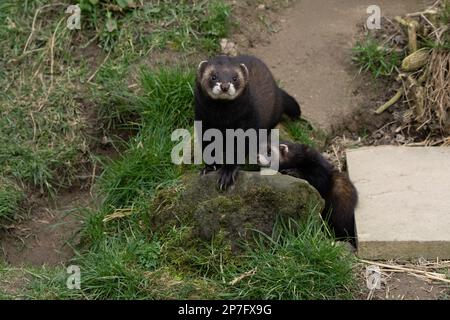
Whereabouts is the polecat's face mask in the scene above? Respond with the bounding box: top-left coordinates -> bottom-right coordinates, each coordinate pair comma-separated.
198,61 -> 248,100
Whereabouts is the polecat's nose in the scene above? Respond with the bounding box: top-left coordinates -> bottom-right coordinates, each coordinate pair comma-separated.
221,83 -> 230,92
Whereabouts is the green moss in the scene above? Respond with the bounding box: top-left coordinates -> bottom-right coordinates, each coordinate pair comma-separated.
151,172 -> 324,256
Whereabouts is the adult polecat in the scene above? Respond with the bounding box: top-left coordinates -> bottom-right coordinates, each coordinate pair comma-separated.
195,55 -> 301,190
258,141 -> 358,241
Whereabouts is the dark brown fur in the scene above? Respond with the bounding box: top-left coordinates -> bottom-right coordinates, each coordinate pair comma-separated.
328,172 -> 358,240
195,55 -> 301,189
272,142 -> 358,241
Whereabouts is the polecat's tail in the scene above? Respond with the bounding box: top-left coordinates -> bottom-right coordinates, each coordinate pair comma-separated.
329,172 -> 358,241
280,89 -> 301,119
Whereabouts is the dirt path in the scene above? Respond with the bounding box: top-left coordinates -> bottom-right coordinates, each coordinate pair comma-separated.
248,0 -> 427,132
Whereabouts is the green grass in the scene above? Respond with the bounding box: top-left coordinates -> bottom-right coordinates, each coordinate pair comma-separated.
1,66 -> 354,300
0,0 -> 230,198
440,0 -> 450,25
76,66 -> 196,254
78,0 -> 231,52
421,0 -> 450,49
1,68 -> 353,300
1,214 -> 354,299
0,178 -> 25,224
285,119 -> 327,149
97,67 -> 195,208
0,66 -> 355,300
0,81 -> 89,195
436,0 -> 450,48
0,0 -> 90,195
352,38 -> 402,78
353,2 -> 450,75
0,0 -> 356,300
219,217 -> 355,299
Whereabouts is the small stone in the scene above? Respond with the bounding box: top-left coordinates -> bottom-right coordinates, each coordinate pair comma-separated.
220,38 -> 238,56
101,136 -> 110,145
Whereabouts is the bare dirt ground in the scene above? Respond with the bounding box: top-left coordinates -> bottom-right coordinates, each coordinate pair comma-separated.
0,190 -> 93,266
247,0 -> 429,132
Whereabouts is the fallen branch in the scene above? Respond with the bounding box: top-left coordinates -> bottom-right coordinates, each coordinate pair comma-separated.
405,0 -> 441,17
408,20 -> 419,53
394,16 -> 410,27
393,16 -> 420,53
375,88 -> 404,114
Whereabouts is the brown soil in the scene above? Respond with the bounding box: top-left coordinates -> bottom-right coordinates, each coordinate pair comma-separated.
356,264 -> 450,300
228,0 -> 293,48
0,189 -> 94,266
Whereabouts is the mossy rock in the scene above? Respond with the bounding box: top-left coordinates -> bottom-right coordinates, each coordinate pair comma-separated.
152,171 -> 324,250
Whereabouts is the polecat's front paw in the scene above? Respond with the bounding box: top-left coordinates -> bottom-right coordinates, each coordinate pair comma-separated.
217,166 -> 239,191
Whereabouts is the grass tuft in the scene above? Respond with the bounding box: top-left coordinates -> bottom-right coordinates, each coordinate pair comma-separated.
219,216 -> 356,300
284,120 -> 327,149
352,38 -> 402,77
98,67 -> 195,208
0,178 -> 25,223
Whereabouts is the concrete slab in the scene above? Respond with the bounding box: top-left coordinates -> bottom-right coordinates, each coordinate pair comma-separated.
346,146 -> 450,260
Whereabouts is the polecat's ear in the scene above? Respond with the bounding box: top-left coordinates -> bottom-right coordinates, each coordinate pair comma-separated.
197,60 -> 208,78
279,144 -> 289,157
240,63 -> 249,83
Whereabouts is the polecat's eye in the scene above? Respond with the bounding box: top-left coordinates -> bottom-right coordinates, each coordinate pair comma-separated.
232,76 -> 238,82
211,75 -> 217,81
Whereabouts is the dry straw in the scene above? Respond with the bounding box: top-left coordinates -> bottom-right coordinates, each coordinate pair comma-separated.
376,0 -> 450,146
